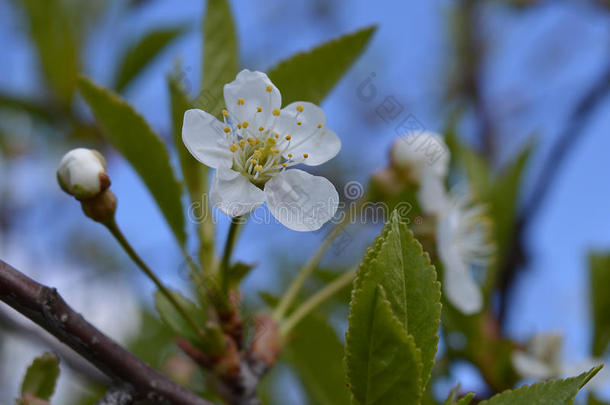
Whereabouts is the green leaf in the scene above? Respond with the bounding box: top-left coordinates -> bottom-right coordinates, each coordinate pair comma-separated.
590,253 -> 610,356
78,77 -> 186,247
168,72 -> 216,272
396,212 -> 442,389
20,353 -> 60,400
154,289 -> 205,343
16,0 -> 80,105
455,395 -> 476,405
588,393 -> 610,405
226,261 -> 255,288
201,0 -> 238,117
168,73 -> 207,203
114,26 -> 188,93
487,142 -> 533,261
283,313 -> 350,405
445,130 -> 490,196
444,386 -> 475,405
347,285 -> 422,405
480,366 -> 602,405
268,26 -> 376,106
348,211 -> 441,392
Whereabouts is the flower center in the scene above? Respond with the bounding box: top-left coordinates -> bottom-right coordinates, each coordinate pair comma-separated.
220,98 -> 320,187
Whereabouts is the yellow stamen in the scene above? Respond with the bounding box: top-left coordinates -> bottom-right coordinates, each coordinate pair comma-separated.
237,98 -> 245,105
275,133 -> 280,139
282,163 -> 287,167
317,124 -> 322,129
285,135 -> 291,140
242,121 -> 249,128
265,85 -> 273,92
296,104 -> 304,112
238,140 -> 246,148
272,108 -> 280,116
224,127 -> 231,133
288,154 -> 293,158
257,107 -> 262,113
229,144 -> 238,152
255,164 -> 263,172
297,121 -> 302,126
222,109 -> 229,117
259,126 -> 265,132
303,153 -> 309,158
237,123 -> 242,129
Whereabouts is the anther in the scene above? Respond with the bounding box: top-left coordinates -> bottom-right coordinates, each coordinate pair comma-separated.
303,153 -> 309,158
266,85 -> 273,92
229,144 -> 238,152
296,104 -> 304,112
272,108 -> 280,116
285,135 -> 291,140
259,126 -> 265,132
222,109 -> 229,117
224,127 -> 231,133
242,121 -> 249,128
257,107 -> 262,113
317,124 -> 322,128
297,121 -> 302,126
237,98 -> 245,105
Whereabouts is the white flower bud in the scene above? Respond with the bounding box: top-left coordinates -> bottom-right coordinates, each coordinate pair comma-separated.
57,148 -> 110,200
390,131 -> 449,181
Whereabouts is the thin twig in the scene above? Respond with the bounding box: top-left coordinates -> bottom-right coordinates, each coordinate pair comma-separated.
280,269 -> 356,337
273,199 -> 364,321
104,219 -> 203,338
498,61 -> 610,323
0,259 -> 212,405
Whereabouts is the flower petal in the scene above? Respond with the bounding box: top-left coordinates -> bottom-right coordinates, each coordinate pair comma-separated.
182,109 -> 233,169
210,167 -> 265,217
223,69 -> 281,129
288,129 -> 341,166
264,169 -> 338,232
274,102 -> 340,165
512,352 -> 556,380
391,131 -> 449,179
443,253 -> 482,314
418,169 -> 448,216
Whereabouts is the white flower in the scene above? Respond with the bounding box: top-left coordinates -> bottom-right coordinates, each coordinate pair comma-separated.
182,69 -> 341,231
512,333 -> 564,379
57,148 -> 109,200
512,333 -> 610,391
436,185 -> 493,314
391,131 -> 449,215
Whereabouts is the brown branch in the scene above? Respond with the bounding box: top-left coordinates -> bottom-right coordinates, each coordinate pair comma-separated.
0,259 -> 212,405
498,60 -> 610,323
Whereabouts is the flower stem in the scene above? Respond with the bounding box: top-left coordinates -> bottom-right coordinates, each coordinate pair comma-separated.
272,198 -> 365,321
104,219 -> 202,337
220,217 -> 243,292
280,269 -> 356,337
